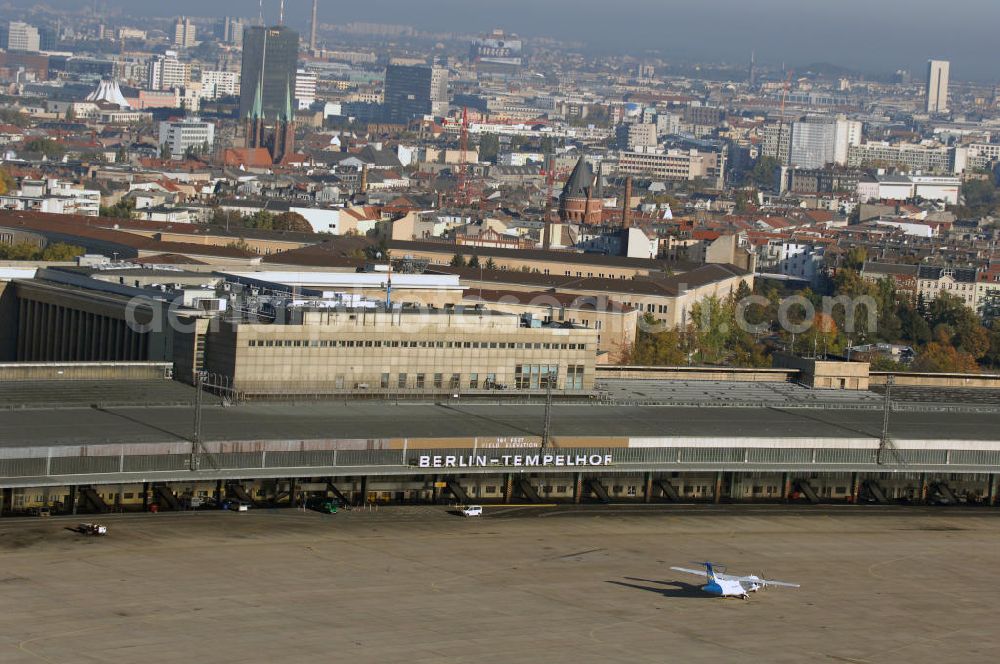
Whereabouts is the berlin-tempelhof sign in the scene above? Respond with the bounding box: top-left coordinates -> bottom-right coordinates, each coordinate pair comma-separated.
417,453 -> 614,469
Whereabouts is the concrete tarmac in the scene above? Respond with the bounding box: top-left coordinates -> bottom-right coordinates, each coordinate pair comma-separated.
0,505 -> 997,663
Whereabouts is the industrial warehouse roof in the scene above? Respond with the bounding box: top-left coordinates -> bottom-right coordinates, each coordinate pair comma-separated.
862,261 -> 919,276
434,263 -> 748,297
464,288 -> 636,312
384,239 -> 696,271
0,211 -> 259,260
221,270 -> 463,291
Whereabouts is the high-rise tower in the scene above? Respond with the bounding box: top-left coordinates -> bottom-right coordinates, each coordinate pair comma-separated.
240,25 -> 299,164
239,25 -> 298,121
925,60 -> 950,114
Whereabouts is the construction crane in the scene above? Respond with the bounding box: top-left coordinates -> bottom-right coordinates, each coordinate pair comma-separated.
543,150 -> 556,214
780,69 -> 794,122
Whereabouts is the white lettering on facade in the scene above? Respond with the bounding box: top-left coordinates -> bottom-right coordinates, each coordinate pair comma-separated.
416,453 -> 615,469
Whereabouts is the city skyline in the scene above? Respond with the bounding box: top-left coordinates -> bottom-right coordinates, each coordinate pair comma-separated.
19,0 -> 1000,80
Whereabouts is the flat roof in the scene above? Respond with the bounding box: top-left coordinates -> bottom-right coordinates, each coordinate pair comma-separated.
0,397 -> 998,449
222,270 -> 463,290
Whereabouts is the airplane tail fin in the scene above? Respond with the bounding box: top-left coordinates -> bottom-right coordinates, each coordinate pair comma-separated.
701,562 -> 717,583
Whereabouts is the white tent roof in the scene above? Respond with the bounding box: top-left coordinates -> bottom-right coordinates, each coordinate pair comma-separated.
85,79 -> 131,109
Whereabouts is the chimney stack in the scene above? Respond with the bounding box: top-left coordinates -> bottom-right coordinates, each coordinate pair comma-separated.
310,0 -> 319,51
622,176 -> 633,229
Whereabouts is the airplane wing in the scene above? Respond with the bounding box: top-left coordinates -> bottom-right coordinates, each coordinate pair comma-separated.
760,579 -> 800,588
669,566 -> 708,578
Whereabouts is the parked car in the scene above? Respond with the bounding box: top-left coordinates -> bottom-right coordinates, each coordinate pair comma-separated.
461,505 -> 483,517
76,523 -> 107,536
306,497 -> 339,514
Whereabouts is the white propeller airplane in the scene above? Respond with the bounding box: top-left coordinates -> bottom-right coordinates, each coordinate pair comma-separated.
670,562 -> 800,600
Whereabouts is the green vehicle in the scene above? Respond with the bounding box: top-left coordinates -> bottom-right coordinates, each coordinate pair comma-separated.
306,497 -> 339,514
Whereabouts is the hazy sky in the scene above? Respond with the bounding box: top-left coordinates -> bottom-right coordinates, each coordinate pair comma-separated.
32,0 -> 1000,80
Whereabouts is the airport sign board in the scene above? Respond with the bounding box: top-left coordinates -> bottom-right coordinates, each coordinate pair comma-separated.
417,453 -> 614,469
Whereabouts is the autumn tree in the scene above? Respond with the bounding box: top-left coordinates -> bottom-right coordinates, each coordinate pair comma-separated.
478,133 -> 500,164
0,167 -> 14,195
798,312 -> 840,358
23,139 -> 66,158
746,156 -> 781,190
689,295 -> 734,364
626,314 -> 687,366
912,342 -> 980,373
926,293 -> 989,360
0,241 -> 83,261
985,326 -> 1000,368
40,243 -> 85,261
843,246 -> 868,271
272,211 -> 313,233
0,241 -> 42,260
99,198 -> 136,219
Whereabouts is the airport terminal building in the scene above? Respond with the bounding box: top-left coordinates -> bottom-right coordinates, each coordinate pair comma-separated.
195,306 -> 596,395
0,363 -> 999,514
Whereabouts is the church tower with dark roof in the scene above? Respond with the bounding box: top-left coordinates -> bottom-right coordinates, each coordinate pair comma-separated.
557,156 -> 604,224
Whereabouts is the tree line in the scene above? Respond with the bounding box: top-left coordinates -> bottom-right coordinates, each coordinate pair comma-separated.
625,270 -> 1000,373
0,241 -> 85,261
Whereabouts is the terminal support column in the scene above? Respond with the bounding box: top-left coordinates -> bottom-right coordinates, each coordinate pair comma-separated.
67,486 -> 77,515
713,473 -> 723,505
503,473 -> 513,504
643,472 -> 653,504
573,473 -> 583,504
358,477 -> 368,505
850,473 -> 860,504
782,473 -> 792,502
988,475 -> 999,507
142,482 -> 149,511
920,474 -> 929,504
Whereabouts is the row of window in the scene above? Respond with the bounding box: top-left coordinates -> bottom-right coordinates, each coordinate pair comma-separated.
924,281 -> 974,292
477,485 -> 639,496
561,270 -> 631,279
513,364 -> 586,390
356,367 -> 588,391
246,339 -> 588,351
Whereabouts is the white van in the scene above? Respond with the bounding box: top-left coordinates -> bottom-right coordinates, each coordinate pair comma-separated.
461,505 -> 483,517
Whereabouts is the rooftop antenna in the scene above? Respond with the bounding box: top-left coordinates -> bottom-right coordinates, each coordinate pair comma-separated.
541,374 -> 553,448
190,371 -> 204,471
259,0 -> 264,25
877,374 -> 905,466
279,0 -> 285,25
